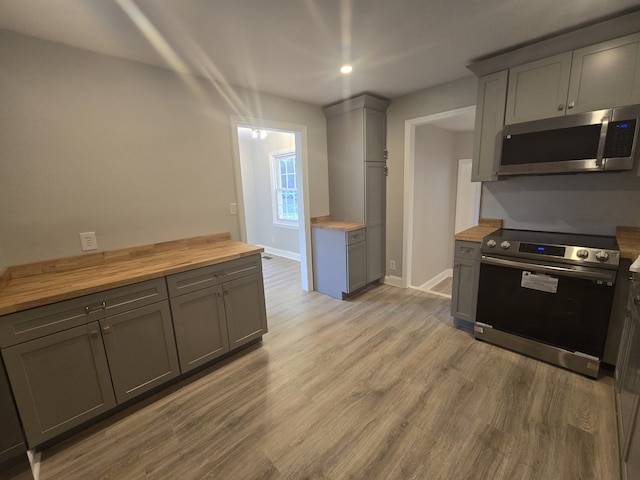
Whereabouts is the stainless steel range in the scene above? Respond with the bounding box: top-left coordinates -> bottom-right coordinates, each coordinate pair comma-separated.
474,229 -> 620,378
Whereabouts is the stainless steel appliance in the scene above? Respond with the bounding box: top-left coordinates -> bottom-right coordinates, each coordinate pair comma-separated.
498,104 -> 640,176
474,229 -> 620,378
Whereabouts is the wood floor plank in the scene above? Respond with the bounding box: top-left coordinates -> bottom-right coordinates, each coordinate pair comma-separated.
24,255 -> 620,480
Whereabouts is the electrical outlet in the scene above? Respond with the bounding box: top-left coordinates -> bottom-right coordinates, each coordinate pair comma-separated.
230,203 -> 237,215
79,232 -> 98,251
390,260 -> 396,270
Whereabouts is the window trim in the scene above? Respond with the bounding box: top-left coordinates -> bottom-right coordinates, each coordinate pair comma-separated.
269,150 -> 299,228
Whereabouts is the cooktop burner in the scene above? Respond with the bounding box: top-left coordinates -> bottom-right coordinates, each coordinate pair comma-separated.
481,229 -> 620,269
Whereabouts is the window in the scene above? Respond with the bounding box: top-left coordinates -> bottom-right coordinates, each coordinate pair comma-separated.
270,152 -> 298,226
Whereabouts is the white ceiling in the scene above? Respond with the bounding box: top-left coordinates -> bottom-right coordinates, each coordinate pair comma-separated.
1,0 -> 640,106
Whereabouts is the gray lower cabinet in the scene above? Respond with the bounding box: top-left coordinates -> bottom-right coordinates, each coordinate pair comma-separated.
451,240 -> 481,328
313,227 -> 367,299
2,322 -> 116,447
167,254 -> 267,371
0,357 -> 26,464
100,301 -> 179,404
616,275 -> 640,480
170,285 -> 230,373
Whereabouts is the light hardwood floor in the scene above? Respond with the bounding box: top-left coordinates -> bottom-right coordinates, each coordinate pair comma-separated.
23,256 -> 619,480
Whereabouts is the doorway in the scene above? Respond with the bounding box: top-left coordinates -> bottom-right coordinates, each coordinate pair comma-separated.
402,106 -> 478,294
230,117 -> 312,291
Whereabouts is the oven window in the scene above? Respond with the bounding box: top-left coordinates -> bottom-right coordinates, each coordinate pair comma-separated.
476,262 -> 615,357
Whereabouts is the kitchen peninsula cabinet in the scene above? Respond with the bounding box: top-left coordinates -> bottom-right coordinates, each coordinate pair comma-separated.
324,94 -> 389,286
0,234 -> 268,449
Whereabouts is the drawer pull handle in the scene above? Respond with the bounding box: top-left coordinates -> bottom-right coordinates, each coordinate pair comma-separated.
102,325 -> 111,334
85,302 -> 106,314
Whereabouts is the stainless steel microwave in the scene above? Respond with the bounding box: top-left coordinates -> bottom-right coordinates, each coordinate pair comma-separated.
497,104 -> 640,176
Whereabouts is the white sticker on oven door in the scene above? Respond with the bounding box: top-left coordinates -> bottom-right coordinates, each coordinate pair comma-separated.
521,271 -> 558,293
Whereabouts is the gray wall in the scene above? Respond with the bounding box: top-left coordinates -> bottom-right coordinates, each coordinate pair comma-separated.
0,30 -> 329,268
412,127 -> 474,287
481,173 -> 640,236
386,76 -> 478,278
238,127 -> 299,255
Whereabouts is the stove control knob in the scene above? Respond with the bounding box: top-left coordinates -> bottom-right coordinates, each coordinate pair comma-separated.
595,250 -> 609,262
576,249 -> 589,259
486,239 -> 497,248
500,241 -> 511,250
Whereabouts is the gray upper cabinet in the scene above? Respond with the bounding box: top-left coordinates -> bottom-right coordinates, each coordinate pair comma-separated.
324,94 -> 390,285
472,70 -> 508,182
505,33 -> 640,125
2,322 -> 116,447
100,301 -> 179,404
567,33 -> 640,114
0,357 -> 26,464
505,52 -> 572,124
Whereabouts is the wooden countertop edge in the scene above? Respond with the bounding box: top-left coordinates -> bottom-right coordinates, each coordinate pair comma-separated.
454,218 -> 503,242
310,216 -> 366,232
0,235 -> 263,317
616,226 -> 640,260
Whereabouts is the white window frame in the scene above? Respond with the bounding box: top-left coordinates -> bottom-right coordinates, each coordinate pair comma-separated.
269,150 -> 298,228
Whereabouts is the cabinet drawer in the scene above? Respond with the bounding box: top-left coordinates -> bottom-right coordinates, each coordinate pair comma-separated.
454,240 -> 481,260
102,278 -> 168,318
0,292 -> 105,348
347,229 -> 366,245
166,255 -> 262,297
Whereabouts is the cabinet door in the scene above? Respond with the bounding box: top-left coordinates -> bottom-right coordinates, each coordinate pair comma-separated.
505,52 -> 572,124
2,322 -> 116,447
347,242 -> 367,292
0,357 -> 26,463
101,301 -> 179,404
364,109 -> 386,163
223,273 -> 267,350
170,285 -> 230,373
451,257 -> 480,322
472,71 -> 508,182
365,162 -> 386,283
567,33 -> 640,114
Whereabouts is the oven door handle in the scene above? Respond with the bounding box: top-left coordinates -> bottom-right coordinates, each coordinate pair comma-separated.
481,255 -> 615,283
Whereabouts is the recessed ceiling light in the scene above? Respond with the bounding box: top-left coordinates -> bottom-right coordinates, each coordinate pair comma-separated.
340,65 -> 353,74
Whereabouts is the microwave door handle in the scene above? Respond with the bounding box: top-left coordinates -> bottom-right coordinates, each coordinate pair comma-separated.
596,116 -> 610,167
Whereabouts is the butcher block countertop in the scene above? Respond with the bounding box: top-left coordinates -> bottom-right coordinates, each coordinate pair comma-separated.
454,218 -> 503,242
616,226 -> 640,260
311,216 -> 366,232
0,233 -> 263,317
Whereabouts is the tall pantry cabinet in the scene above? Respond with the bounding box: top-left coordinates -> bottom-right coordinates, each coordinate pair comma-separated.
323,95 -> 390,285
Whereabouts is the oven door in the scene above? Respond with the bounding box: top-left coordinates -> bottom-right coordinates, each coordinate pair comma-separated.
476,254 -> 616,359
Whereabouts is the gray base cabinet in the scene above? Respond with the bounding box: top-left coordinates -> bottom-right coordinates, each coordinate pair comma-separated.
2,322 -> 116,447
0,255 -> 268,448
313,227 -> 366,299
101,301 -> 179,404
616,274 -> 640,480
167,254 -> 267,371
170,285 -> 230,373
451,240 -> 481,327
0,357 -> 26,464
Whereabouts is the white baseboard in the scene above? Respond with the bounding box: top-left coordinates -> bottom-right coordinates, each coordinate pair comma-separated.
416,268 -> 453,291
259,245 -> 300,262
384,275 -> 404,288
